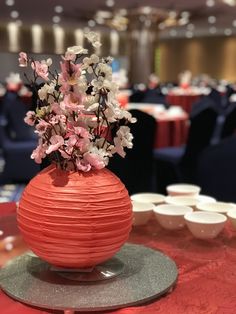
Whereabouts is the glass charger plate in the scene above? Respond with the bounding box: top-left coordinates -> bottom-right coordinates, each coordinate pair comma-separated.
0,243 -> 178,312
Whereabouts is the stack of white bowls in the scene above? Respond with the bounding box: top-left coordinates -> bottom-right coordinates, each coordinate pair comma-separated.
130,184 -> 236,239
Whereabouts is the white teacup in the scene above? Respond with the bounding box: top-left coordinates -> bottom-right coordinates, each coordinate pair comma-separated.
154,204 -> 193,230
131,193 -> 165,205
184,211 -> 227,239
132,201 -> 154,226
166,183 -> 201,197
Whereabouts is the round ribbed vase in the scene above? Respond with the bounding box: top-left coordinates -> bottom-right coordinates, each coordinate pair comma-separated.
17,165 -> 133,268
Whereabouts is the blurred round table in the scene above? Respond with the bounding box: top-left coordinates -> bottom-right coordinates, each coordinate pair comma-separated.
128,103 -> 189,148
166,94 -> 200,114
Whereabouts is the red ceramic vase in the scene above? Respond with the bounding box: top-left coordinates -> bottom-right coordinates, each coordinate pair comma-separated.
17,165 -> 133,268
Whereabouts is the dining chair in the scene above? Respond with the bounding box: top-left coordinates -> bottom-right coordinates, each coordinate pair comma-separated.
141,88 -> 168,107
108,109 -> 157,195
154,105 -> 218,193
196,135 -> 236,202
0,92 -> 39,183
220,102 -> 236,139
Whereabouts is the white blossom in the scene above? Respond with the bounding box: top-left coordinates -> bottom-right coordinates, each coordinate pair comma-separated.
85,32 -> 102,48
66,46 -> 88,55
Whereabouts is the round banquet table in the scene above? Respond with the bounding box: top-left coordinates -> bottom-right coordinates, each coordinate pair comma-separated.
1,202 -> 236,314
154,112 -> 188,148
127,103 -> 189,149
166,94 -> 200,114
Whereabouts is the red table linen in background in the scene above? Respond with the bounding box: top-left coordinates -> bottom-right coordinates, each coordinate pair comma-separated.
1,202 -> 236,314
155,113 -> 189,148
166,94 -> 200,114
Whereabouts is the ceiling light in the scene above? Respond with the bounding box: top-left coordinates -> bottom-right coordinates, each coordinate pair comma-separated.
179,17 -> 189,25
96,10 -> 112,19
186,31 -> 193,38
10,10 -> 19,19
5,0 -> 14,6
158,22 -> 165,30
187,23 -> 195,31
142,6 -> 152,15
209,26 -> 217,33
52,16 -> 61,23
88,20 -> 96,27
106,0 -> 115,7
95,16 -> 104,24
181,11 -> 190,18
224,28 -> 232,35
16,19 -> 22,26
119,9 -> 127,16
54,5 -> 63,13
83,27 -> 90,33
169,11 -> 177,19
145,19 -> 152,27
139,15 -> 146,22
223,0 -> 236,6
170,29 -> 177,37
208,16 -> 216,23
206,0 -> 215,7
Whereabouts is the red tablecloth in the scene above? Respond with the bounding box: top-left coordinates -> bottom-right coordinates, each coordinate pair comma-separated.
166,94 -> 200,114
155,114 -> 189,148
1,202 -> 236,314
128,104 -> 189,149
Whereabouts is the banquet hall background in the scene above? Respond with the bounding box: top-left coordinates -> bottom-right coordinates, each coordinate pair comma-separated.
1,0 -> 236,202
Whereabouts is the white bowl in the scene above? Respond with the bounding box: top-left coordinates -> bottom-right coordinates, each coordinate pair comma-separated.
195,195 -> 216,203
166,183 -> 201,196
196,201 -> 236,214
227,209 -> 236,230
131,193 -> 165,205
184,211 -> 227,239
165,195 -> 199,209
154,204 -> 193,230
131,201 -> 154,226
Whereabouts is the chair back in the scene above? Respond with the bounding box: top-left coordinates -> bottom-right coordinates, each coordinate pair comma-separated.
1,92 -> 36,141
220,102 -> 236,139
196,135 -> 236,202
108,109 -> 156,194
180,106 -> 218,181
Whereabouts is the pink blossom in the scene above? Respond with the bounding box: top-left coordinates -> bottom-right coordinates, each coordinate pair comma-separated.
114,137 -> 126,157
77,138 -> 90,152
46,135 -> 64,154
60,94 -> 81,113
31,144 -> 46,163
67,135 -> 90,152
49,115 -> 63,125
83,152 -> 105,170
76,158 -> 91,172
62,51 -> 76,62
67,135 -> 77,148
50,103 -> 64,115
74,126 -> 91,139
31,60 -> 49,81
35,120 -> 50,135
18,52 -> 28,67
24,111 -> 36,126
60,61 -> 81,85
59,82 -> 71,94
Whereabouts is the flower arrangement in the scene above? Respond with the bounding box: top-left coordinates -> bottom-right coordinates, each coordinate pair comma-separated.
19,32 -> 135,172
